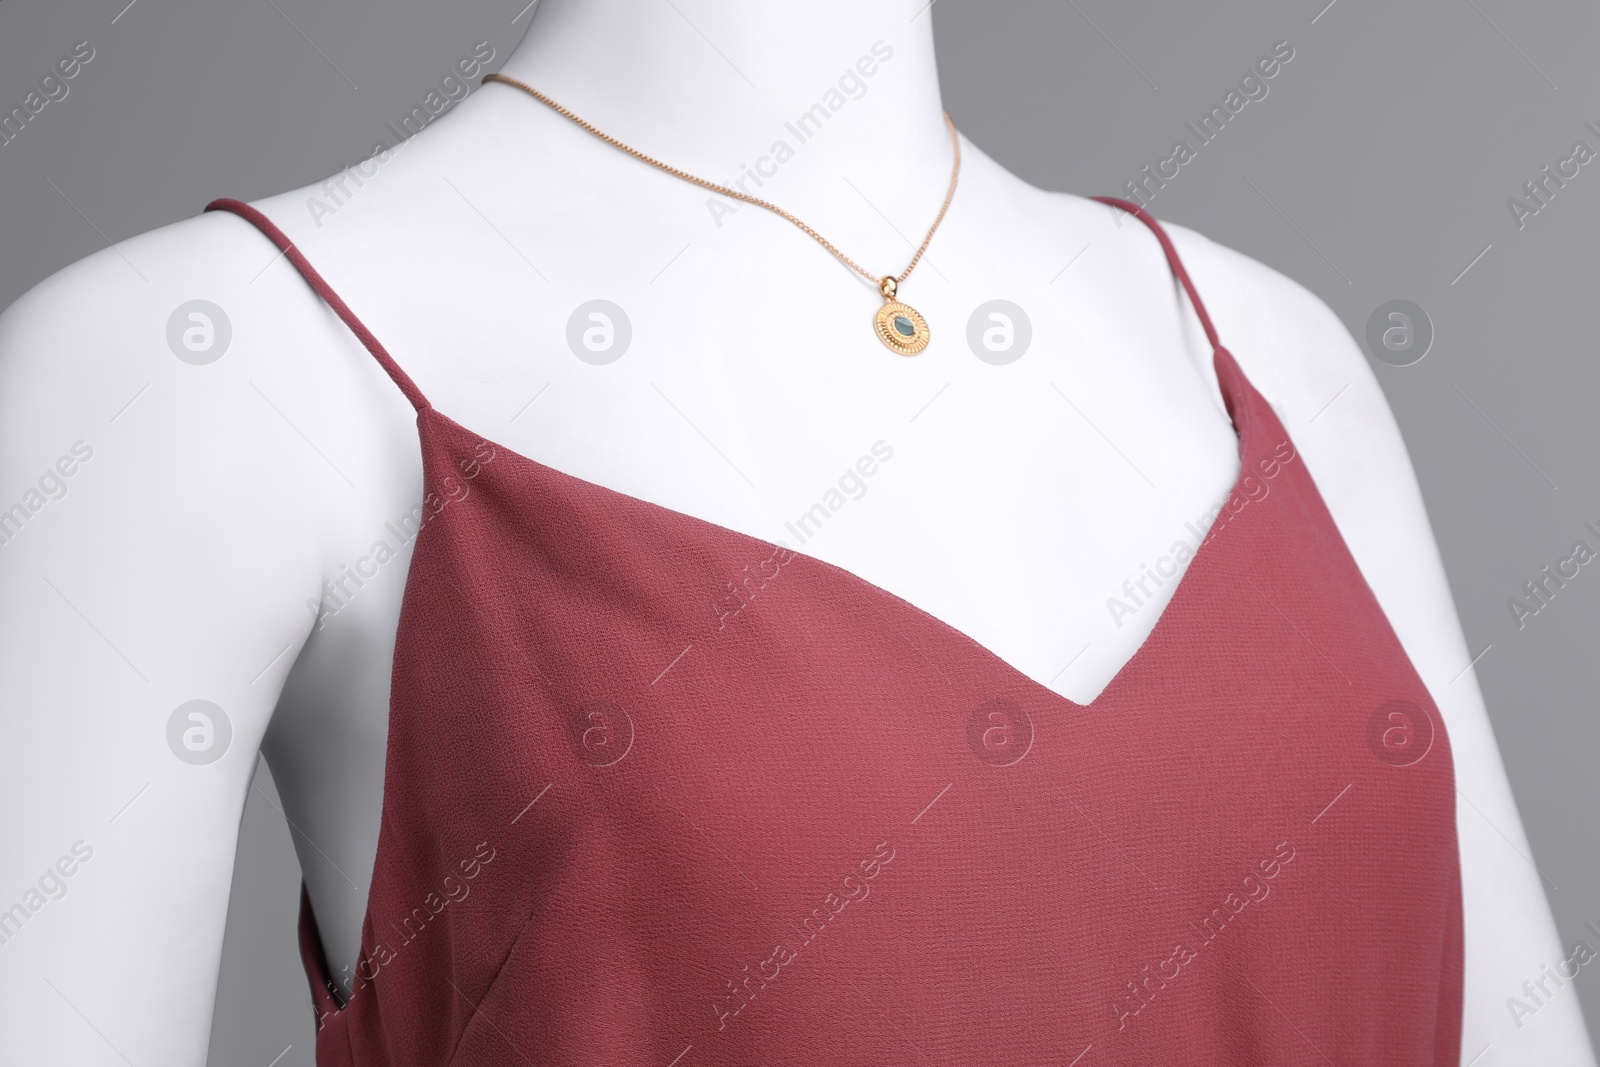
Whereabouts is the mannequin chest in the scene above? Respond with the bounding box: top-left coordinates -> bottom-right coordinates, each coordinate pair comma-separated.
270,154 -> 1241,702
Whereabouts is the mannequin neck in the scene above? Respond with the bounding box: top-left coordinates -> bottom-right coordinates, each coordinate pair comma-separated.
492,0 -> 952,231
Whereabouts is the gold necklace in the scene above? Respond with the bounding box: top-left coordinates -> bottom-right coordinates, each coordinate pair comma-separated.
483,73 -> 961,356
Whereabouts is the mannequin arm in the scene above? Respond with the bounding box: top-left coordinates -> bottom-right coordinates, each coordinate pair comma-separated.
0,221 -> 326,1066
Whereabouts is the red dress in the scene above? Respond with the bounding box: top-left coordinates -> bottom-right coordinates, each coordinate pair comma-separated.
207,195 -> 1462,1067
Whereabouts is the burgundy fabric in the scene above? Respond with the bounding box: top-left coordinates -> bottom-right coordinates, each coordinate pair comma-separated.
207,195 -> 1463,1066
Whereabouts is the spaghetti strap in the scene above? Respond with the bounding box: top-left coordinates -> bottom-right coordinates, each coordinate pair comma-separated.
1091,196 -> 1224,356
204,198 -> 432,413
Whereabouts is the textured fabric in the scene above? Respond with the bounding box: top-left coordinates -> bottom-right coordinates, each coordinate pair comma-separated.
207,195 -> 1463,1066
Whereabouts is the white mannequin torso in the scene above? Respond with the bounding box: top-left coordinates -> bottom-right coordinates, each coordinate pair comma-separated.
0,3 -> 1589,1064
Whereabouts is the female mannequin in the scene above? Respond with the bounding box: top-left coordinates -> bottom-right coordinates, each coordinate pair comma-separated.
0,1 -> 1589,1062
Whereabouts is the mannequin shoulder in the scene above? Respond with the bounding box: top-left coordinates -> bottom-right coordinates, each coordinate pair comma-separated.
974,162 -> 1368,405
1155,218 -> 1374,426
0,202 -> 407,494
0,206 -> 340,385
0,201 -> 406,574
1135,215 -> 1444,623
1006,179 -> 1384,440
1142,216 -> 1415,521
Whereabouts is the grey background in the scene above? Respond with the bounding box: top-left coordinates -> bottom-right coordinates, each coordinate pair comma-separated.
1,0 -> 1595,1061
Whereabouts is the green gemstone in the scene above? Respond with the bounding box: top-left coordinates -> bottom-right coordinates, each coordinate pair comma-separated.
893,315 -> 916,337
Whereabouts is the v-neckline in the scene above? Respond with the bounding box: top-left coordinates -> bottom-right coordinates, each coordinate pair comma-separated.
415,345 -> 1257,716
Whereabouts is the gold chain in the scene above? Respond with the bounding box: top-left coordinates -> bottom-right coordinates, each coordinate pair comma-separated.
482,73 -> 961,292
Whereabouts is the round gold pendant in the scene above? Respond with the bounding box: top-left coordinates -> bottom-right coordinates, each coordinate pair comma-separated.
875,300 -> 930,356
